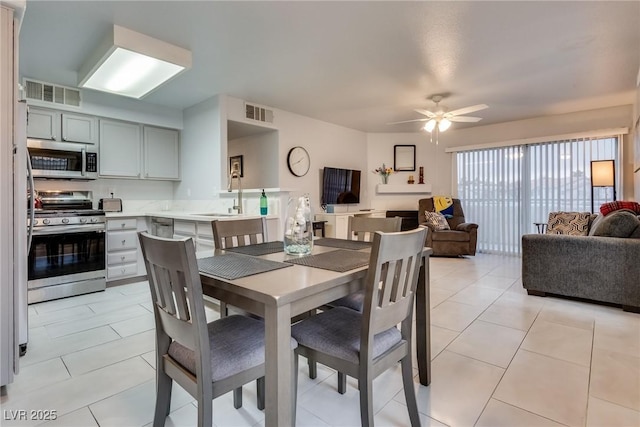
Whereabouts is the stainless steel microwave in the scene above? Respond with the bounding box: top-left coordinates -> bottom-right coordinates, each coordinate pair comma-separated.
27,140 -> 98,180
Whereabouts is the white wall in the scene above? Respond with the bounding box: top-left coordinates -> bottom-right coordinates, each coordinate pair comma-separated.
275,109 -> 368,212
175,95 -> 224,200
228,130 -> 279,189
367,105 -> 635,207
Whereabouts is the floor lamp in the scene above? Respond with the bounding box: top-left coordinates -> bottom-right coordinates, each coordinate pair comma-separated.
590,160 -> 616,213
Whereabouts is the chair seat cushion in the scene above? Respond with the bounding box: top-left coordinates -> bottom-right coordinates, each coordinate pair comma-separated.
291,307 -> 402,364
168,315 -> 296,382
329,290 -> 364,311
431,230 -> 470,242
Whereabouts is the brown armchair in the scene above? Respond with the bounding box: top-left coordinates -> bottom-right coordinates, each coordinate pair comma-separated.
418,197 -> 478,256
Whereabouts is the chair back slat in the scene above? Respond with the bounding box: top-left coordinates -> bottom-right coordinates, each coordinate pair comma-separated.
362,227 -> 427,337
348,216 -> 402,242
138,232 -> 210,371
212,218 -> 268,249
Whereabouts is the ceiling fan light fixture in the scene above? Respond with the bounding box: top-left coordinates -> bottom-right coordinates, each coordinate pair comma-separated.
423,119 -> 437,133
78,25 -> 192,99
438,118 -> 452,132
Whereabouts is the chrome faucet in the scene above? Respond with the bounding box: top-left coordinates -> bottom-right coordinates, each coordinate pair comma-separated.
228,170 -> 243,214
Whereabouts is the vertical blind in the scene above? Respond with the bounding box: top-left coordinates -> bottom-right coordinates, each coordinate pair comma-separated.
457,136 -> 619,255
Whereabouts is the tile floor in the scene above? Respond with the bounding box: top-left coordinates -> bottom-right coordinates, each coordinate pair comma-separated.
1,254 -> 639,427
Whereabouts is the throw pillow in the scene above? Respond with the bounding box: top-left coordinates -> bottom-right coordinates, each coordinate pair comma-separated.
600,201 -> 640,216
591,210 -> 640,238
588,214 -> 604,236
546,211 -> 590,236
423,211 -> 450,231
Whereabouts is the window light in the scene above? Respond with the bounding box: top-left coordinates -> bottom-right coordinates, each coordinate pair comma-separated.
78,25 -> 192,99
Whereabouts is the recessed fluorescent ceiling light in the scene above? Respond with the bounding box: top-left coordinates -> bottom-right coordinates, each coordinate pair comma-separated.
78,25 -> 191,99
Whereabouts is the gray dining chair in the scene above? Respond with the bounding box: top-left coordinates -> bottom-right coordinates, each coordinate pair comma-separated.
211,217 -> 268,317
292,227 -> 427,426
138,232 -> 294,426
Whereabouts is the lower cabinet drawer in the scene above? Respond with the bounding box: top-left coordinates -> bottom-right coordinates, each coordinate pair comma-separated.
107,230 -> 138,251
107,263 -> 138,280
107,250 -> 137,266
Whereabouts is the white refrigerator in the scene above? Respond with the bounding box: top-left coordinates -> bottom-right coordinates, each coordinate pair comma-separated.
1,4 -> 28,388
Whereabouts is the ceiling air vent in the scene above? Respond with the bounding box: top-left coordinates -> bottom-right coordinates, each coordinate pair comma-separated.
23,78 -> 82,108
245,102 -> 274,124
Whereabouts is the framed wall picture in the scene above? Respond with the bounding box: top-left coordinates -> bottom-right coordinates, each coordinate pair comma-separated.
229,155 -> 243,177
394,144 -> 416,171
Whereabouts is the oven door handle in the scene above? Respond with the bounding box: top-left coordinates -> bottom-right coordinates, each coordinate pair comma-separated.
27,153 -> 35,251
32,224 -> 105,235
81,148 -> 87,177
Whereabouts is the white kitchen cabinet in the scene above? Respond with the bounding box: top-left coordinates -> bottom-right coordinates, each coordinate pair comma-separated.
143,126 -> 180,180
61,112 -> 98,144
106,217 -> 147,281
27,107 -> 97,144
173,220 -> 214,253
314,210 -> 386,239
26,108 -> 58,140
99,119 -> 142,178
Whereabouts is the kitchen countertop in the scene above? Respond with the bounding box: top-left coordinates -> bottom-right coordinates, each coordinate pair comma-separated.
105,211 -> 279,221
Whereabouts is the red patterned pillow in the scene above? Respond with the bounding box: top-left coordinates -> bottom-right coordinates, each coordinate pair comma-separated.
600,201 -> 640,216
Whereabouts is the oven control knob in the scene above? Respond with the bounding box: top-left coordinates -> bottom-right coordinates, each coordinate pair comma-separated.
62,218 -> 69,224
33,219 -> 38,225
43,219 -> 50,225
91,217 -> 98,223
80,218 -> 87,223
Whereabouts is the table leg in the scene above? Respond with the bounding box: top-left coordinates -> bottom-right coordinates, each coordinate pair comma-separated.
264,303 -> 293,426
416,256 -> 431,386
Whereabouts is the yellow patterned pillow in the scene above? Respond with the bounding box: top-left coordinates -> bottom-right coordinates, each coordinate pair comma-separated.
546,212 -> 590,236
424,211 -> 450,231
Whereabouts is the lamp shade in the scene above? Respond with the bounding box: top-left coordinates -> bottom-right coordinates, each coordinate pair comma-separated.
78,25 -> 192,99
438,118 -> 452,132
591,160 -> 615,187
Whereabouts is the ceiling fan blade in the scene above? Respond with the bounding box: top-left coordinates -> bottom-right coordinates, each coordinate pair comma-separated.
445,104 -> 489,117
448,116 -> 483,123
413,108 -> 437,118
387,118 -> 430,125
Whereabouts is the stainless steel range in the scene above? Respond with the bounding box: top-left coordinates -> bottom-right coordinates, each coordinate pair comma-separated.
27,191 -> 106,304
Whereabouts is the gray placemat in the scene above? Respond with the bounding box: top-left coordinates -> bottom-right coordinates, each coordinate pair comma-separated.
314,238 -> 372,250
285,249 -> 370,272
225,241 -> 284,256
198,253 -> 292,280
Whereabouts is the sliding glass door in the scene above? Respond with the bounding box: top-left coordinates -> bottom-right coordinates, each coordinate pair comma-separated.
457,136 -> 619,255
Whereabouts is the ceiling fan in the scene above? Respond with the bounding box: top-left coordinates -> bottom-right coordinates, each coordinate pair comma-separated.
389,95 -> 488,143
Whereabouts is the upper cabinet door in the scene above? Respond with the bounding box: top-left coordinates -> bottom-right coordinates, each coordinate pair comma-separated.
143,126 -> 180,180
99,120 -> 142,178
61,113 -> 98,144
27,108 -> 59,140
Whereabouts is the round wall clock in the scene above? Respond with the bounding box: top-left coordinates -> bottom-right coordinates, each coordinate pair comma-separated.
287,146 -> 310,177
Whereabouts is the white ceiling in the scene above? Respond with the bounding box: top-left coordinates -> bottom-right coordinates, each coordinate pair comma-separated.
18,1 -> 640,133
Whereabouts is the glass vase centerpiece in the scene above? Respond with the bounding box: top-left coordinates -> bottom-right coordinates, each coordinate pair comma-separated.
373,163 -> 393,184
284,194 -> 313,255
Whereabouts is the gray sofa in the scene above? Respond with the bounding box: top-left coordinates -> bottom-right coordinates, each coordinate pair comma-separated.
522,210 -> 640,312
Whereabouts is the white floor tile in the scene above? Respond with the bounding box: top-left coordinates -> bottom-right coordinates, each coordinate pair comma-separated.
28,305 -> 95,328
521,319 -> 593,367
586,396 -> 640,427
479,302 -> 539,331
589,348 -> 640,411
35,407 -> 98,427
62,330 -> 155,376
447,320 -> 526,368
430,301 -> 486,332
89,379 -> 194,427
473,275 -> 517,291
402,350 -> 504,427
20,326 -> 121,367
376,399 -> 447,427
476,399 -> 565,427
87,292 -> 151,314
44,305 -> 149,338
448,285 -> 504,310
2,357 -> 154,426
494,349 -> 589,427
110,313 -> 155,337
3,358 -> 70,398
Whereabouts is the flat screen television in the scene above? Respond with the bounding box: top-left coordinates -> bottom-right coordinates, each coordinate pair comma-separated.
322,167 -> 361,205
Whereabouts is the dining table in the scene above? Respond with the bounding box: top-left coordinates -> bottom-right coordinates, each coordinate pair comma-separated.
197,239 -> 432,427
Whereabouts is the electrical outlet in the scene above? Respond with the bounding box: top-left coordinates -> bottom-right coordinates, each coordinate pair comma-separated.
108,187 -> 115,196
